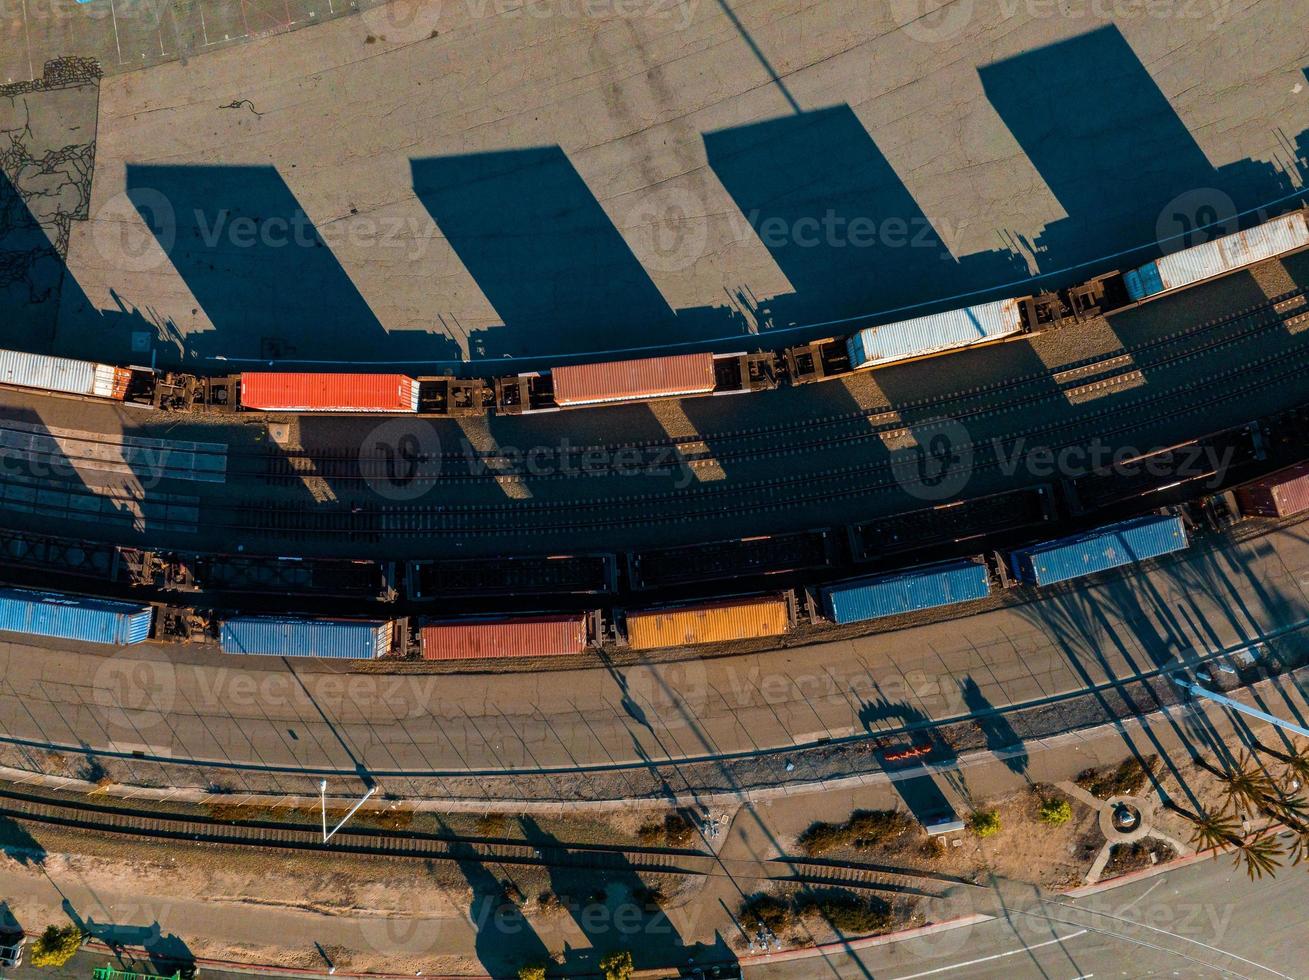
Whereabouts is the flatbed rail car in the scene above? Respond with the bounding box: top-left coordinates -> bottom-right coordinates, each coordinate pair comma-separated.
406,553 -> 618,599
1063,421 -> 1266,516
495,351 -> 777,414
626,528 -> 839,591
158,553 -> 397,601
0,209 -> 1303,419
849,485 -> 1058,561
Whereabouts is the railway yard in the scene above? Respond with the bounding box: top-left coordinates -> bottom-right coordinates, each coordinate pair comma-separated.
3,0 -> 1309,977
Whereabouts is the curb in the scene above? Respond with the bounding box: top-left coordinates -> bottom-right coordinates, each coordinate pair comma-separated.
732,913 -> 993,967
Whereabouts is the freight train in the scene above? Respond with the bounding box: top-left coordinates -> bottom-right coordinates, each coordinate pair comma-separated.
2,448 -> 1306,663
4,210 -> 1306,417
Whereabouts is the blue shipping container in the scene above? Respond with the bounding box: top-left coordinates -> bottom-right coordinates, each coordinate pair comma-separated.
1123,263 -> 1164,301
1011,515 -> 1189,587
221,617 -> 392,659
846,299 -> 1023,370
0,587 -> 152,645
1124,211 -> 1309,301
823,560 -> 991,625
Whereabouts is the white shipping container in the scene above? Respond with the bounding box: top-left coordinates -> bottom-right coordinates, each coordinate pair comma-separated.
846,298 -> 1023,371
0,349 -> 129,400
1153,211 -> 1309,294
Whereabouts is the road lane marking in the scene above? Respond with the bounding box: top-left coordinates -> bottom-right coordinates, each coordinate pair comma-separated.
886,930 -> 1088,979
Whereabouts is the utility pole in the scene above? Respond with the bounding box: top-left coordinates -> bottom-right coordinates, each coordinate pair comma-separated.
1173,676 -> 1309,739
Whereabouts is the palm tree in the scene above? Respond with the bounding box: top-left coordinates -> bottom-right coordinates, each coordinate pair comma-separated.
1211,753 -> 1279,816
1178,807 -> 1243,854
1232,830 -> 1286,881
1280,821 -> 1309,867
1253,739 -> 1309,795
1259,791 -> 1309,829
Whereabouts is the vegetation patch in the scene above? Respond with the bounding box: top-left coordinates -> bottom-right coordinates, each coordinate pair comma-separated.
637,811 -> 697,848
969,809 -> 1001,838
600,950 -> 634,980
797,893 -> 896,935
29,925 -> 82,968
738,893 -> 795,934
1038,797 -> 1073,827
1076,756 -> 1158,799
1102,839 -> 1174,878
797,809 -> 915,855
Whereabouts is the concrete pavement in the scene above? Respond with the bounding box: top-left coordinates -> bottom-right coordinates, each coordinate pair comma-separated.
0,516 -> 1304,797
42,0 -> 1309,366
754,853 -> 1306,979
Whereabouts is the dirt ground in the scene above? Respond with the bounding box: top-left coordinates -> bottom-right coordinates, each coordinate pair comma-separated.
0,816 -> 704,974
782,783 -> 1102,891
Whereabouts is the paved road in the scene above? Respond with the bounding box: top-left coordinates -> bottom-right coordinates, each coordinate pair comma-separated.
754,854 -> 1306,979
0,515 -> 1303,797
32,0 -> 1309,366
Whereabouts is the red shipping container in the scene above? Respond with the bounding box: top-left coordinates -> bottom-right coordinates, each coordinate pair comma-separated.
239,373 -> 420,412
420,614 -> 589,661
551,353 -> 716,407
1236,462 -> 1309,518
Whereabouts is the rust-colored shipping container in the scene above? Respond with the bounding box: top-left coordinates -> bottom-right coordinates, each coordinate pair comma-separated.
1236,463 -> 1309,517
625,594 -> 790,650
420,614 -> 589,661
239,373 -> 420,412
551,353 -> 716,407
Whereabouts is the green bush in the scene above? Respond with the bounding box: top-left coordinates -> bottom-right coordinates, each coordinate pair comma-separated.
798,894 -> 894,935
29,925 -> 82,968
638,811 -> 697,848
517,965 -> 546,980
796,821 -> 851,856
969,809 -> 1001,838
600,950 -> 634,980
739,894 -> 794,934
798,809 -> 912,856
1038,798 -> 1072,827
847,809 -> 915,849
1076,757 -> 1158,799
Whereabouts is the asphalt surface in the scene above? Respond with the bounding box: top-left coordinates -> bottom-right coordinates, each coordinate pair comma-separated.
0,511 -> 1301,797
754,855 -> 1307,979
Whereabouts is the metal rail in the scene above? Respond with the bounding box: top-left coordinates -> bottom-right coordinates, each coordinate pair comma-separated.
0,785 -> 962,897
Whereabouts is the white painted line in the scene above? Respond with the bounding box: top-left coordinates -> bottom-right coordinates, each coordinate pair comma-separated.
887,930 -> 1089,979
109,0 -> 125,64
19,0 -> 34,82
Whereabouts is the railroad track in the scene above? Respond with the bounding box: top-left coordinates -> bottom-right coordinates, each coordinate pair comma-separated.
242,287 -> 1308,484
1,286 -> 1305,542
3,333 -> 1302,543
0,786 -> 967,897
227,337 -> 1309,538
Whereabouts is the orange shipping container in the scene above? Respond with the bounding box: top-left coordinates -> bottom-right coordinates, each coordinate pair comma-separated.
420,614 -> 589,661
625,595 -> 790,650
239,373 -> 420,412
551,353 -> 716,407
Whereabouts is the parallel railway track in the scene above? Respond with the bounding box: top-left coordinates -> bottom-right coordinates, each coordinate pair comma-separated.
245,287 -> 1309,484
1,286 -> 1306,543
0,786 -> 969,897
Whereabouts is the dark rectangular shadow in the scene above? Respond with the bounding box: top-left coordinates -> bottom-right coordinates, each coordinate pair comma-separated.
125,163 -> 459,364
412,147 -> 716,359
979,25 -> 1296,276
703,104 -> 1026,328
